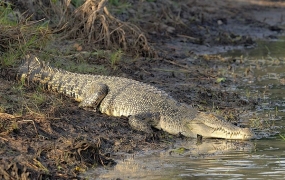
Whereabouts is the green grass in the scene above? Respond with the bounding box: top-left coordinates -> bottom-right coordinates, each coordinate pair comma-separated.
108,0 -> 131,14
280,134 -> 285,141
0,1 -> 18,25
70,0 -> 85,7
0,1 -> 51,67
110,49 -> 123,69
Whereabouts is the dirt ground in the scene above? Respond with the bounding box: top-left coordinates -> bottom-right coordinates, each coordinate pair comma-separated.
0,0 -> 284,179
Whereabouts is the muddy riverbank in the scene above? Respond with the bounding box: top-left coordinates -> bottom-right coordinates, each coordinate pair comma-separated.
0,0 -> 284,179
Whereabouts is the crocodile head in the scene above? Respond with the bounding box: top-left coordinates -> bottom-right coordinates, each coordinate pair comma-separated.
187,112 -> 256,140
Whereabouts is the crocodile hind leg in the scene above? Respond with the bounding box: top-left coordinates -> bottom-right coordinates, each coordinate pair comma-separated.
78,83 -> 108,112
128,112 -> 160,134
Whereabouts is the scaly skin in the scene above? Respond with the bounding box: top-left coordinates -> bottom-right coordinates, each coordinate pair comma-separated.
17,55 -> 256,140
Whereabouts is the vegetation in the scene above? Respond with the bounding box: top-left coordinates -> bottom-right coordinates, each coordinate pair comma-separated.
0,2 -> 51,66
0,0 -> 154,69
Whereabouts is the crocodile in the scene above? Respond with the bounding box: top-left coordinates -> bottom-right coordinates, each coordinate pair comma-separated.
15,54 -> 256,140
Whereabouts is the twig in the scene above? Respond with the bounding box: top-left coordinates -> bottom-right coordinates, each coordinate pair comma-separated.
17,119 -> 39,137
0,136 -> 8,141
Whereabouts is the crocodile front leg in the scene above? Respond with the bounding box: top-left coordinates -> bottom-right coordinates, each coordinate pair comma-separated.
78,83 -> 108,112
128,112 -> 160,134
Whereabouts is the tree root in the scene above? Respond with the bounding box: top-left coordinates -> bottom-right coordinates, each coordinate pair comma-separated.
63,0 -> 155,56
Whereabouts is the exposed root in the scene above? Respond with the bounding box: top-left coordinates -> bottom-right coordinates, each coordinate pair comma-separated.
63,0 -> 155,56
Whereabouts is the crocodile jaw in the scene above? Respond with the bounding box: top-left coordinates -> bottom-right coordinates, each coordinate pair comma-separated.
187,112 -> 256,140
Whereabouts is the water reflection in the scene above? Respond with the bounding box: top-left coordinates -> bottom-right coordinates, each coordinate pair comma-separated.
82,138 -> 285,180
83,139 -> 256,180
226,37 -> 285,58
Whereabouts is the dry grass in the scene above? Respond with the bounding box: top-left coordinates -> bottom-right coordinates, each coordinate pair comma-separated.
60,0 -> 154,56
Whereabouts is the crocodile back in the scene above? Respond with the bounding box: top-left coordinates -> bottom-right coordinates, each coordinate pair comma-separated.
18,55 -> 179,118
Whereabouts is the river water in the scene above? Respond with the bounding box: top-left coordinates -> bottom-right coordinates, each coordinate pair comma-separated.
82,39 -> 285,179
